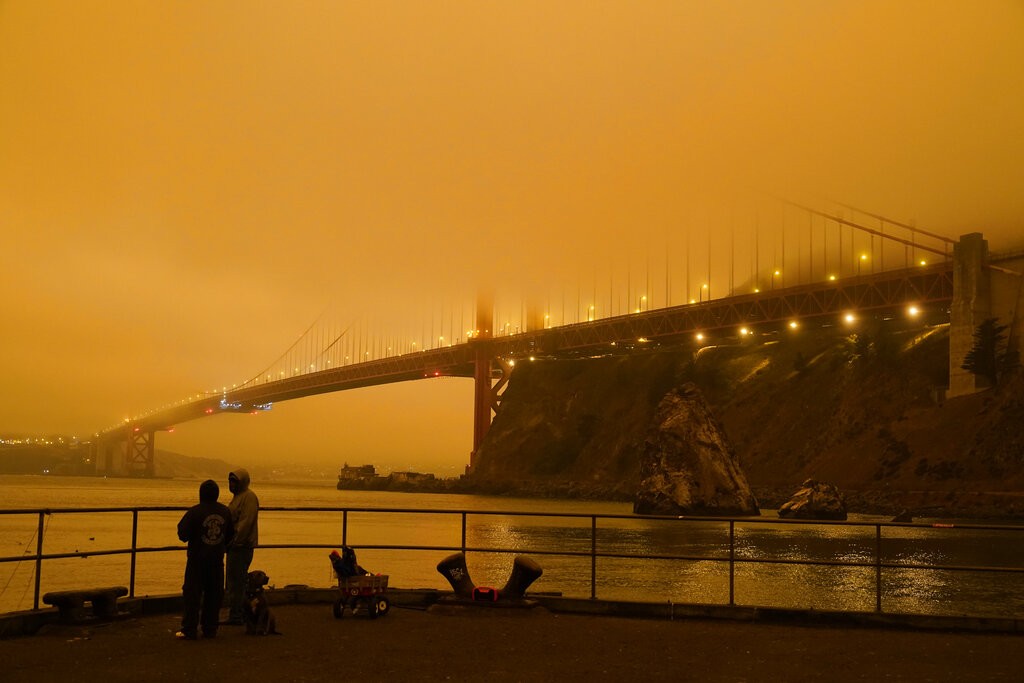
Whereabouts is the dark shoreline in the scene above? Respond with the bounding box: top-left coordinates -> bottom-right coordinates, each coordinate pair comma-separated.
334,479 -> 1024,522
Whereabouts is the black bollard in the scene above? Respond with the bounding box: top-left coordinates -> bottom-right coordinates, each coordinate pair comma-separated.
499,555 -> 543,600
436,552 -> 476,598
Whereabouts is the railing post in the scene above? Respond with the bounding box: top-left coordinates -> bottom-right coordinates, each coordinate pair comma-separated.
875,524 -> 882,613
729,521 -> 736,606
461,513 -> 467,553
33,511 -> 45,610
130,510 -> 139,598
590,516 -> 597,600
342,510 -> 348,546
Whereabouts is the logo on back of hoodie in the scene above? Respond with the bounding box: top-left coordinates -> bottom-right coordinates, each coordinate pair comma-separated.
202,515 -> 226,545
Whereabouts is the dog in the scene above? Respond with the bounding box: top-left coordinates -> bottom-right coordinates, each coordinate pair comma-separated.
243,570 -> 280,635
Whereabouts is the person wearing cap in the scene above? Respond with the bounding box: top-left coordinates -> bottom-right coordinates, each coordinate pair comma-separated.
224,468 -> 259,625
176,479 -> 234,640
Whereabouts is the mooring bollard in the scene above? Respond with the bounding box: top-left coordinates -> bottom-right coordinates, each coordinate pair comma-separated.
436,552 -> 476,598
500,555 -> 543,600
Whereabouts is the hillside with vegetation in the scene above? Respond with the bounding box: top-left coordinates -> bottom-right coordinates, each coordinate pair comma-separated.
470,320 -> 1024,519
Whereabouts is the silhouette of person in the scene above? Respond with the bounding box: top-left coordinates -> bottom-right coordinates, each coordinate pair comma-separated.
224,468 -> 259,625
176,479 -> 234,639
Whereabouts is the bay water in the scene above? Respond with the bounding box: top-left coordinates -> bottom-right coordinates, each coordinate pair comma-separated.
1,475 -> 1021,619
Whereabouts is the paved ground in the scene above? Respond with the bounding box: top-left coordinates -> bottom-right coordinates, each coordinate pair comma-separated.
2,602 -> 1022,682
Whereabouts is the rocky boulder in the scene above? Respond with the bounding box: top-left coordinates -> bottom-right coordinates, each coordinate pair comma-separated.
634,384 -> 760,516
778,479 -> 848,520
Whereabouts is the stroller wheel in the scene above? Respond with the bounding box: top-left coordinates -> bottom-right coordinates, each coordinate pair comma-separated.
332,598 -> 345,619
376,597 -> 390,616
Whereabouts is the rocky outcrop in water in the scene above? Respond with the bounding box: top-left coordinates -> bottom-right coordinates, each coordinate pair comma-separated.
778,479 -> 848,520
633,384 -> 760,516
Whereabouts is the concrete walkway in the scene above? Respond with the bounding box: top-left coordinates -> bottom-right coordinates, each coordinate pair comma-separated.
2,599 -> 1022,682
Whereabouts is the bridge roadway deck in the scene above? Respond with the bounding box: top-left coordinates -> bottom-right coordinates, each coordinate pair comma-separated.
2,591 -> 1021,682
111,263 -> 955,438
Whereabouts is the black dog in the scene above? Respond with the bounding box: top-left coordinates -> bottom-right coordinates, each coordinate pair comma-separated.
244,570 -> 280,635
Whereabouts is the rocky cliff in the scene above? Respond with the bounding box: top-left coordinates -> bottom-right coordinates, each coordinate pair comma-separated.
469,322 -> 1024,518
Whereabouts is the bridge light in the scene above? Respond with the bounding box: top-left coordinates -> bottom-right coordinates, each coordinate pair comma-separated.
695,332 -> 704,341
919,259 -> 927,266
844,313 -> 857,324
529,356 -> 535,361
753,288 -> 760,293
739,327 -> 749,336
689,298 -> 696,304
907,305 -> 920,318
789,320 -> 799,329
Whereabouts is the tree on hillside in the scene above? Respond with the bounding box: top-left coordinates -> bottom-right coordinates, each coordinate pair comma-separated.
961,318 -> 1011,386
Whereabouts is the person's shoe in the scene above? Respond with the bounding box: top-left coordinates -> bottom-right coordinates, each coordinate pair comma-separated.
175,631 -> 197,640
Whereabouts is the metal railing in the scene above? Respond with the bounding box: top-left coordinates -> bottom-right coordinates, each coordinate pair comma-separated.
1,506 -> 1022,616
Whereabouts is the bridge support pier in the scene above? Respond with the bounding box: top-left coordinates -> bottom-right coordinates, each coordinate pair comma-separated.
127,429 -> 156,477
949,233 -> 992,398
470,350 -> 513,473
471,349 -> 492,473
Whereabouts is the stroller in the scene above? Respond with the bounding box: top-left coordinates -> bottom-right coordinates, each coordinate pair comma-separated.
329,546 -> 390,619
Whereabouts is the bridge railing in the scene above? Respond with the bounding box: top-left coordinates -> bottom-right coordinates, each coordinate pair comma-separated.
1,506 -> 1021,618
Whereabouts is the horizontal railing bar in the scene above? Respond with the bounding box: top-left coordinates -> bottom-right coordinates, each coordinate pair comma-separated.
3,506 -> 1022,533
8,541 -> 1022,578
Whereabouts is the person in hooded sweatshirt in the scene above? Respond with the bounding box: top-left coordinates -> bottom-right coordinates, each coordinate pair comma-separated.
224,468 -> 259,625
176,479 -> 234,640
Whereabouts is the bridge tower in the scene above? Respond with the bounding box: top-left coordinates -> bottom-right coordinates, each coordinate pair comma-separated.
470,291 -> 494,473
949,233 -> 992,397
948,232 -> 1024,398
470,288 -> 518,473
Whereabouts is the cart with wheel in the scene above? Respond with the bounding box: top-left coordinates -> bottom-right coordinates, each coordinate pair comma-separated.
333,573 -> 390,619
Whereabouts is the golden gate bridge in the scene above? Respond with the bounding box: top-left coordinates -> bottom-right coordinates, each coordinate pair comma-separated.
92,199 -> 1022,476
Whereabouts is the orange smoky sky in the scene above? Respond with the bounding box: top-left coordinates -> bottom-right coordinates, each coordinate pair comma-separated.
1,2 -> 1021,475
